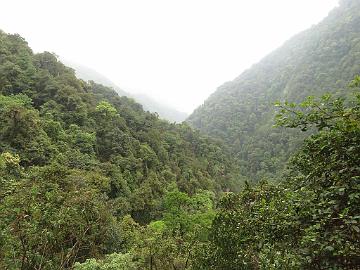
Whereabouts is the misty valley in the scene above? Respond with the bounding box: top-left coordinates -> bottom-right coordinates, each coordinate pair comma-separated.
0,0 -> 360,269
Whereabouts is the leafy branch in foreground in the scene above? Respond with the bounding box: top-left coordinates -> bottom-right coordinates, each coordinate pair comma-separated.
197,84 -> 360,269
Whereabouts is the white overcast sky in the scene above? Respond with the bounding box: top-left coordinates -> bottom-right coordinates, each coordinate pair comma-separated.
0,0 -> 339,113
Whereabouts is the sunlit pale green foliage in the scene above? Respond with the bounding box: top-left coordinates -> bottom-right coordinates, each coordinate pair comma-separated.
73,253 -> 139,270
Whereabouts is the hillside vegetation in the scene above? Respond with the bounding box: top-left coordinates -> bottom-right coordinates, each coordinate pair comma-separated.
0,29 -> 239,268
187,0 -> 360,182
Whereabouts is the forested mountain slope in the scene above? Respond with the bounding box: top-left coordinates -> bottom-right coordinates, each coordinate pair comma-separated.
63,60 -> 188,122
0,30 -> 239,268
187,0 -> 360,182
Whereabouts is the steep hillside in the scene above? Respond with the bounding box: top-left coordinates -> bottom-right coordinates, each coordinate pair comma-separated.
0,30 -> 239,268
64,60 -> 188,122
187,0 -> 360,182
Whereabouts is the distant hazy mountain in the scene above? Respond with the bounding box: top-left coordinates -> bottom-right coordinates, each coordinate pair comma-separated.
63,60 -> 188,122
63,60 -> 127,96
187,0 -> 360,182
130,93 -> 188,123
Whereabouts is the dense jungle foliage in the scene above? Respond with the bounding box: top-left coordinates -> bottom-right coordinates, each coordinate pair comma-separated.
195,85 -> 360,269
0,29 -> 239,269
187,0 -> 360,183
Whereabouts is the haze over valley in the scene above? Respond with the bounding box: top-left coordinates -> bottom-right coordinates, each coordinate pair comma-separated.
0,0 -> 339,113
63,60 -> 189,122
